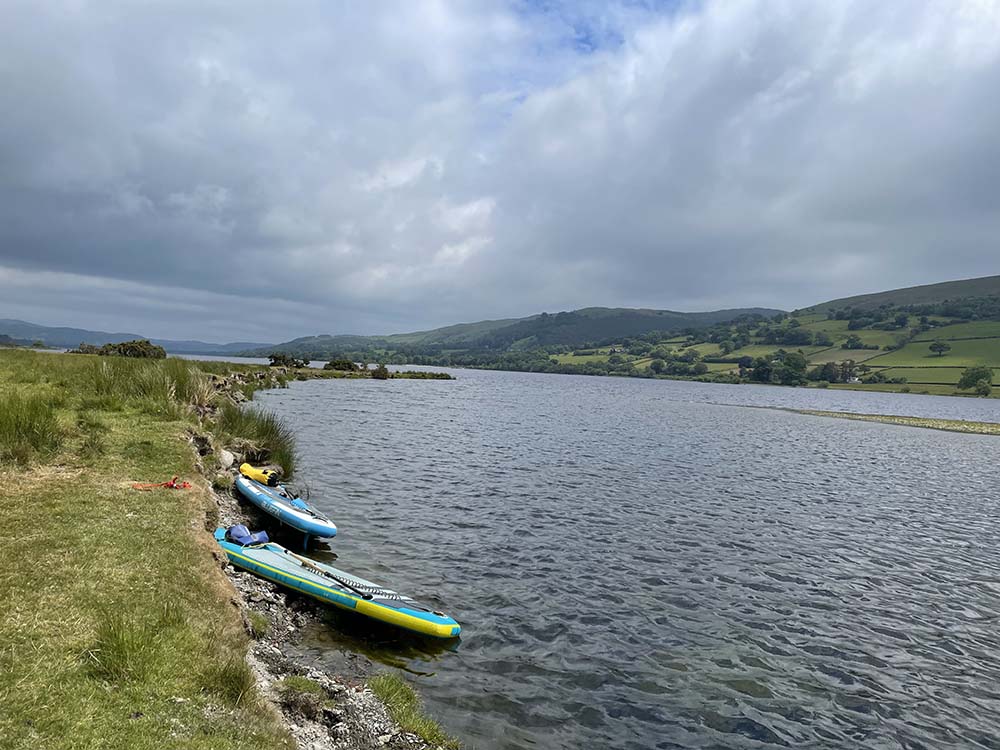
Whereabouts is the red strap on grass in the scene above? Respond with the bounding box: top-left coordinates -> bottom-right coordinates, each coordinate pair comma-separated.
131,476 -> 192,491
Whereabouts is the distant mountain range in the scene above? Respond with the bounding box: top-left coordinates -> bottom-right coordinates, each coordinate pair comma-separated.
0,319 -> 270,354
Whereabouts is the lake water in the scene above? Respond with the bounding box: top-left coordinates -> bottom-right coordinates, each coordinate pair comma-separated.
254,370 -> 1000,749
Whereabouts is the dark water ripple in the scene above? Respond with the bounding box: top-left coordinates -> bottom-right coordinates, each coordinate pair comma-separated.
256,371 -> 1000,750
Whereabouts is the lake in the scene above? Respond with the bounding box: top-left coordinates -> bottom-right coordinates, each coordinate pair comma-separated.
254,370 -> 1000,749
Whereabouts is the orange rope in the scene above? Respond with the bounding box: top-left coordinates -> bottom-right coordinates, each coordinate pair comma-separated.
131,476 -> 192,491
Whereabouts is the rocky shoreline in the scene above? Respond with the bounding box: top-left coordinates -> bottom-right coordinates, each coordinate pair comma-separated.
189,373 -> 452,750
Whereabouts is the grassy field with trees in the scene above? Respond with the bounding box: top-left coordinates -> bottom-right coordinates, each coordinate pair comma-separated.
241,276 -> 1000,397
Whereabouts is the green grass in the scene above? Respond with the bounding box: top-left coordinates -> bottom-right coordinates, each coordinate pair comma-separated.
278,675 -> 326,697
877,367 -> 1000,385
830,382 -> 960,396
247,611 -> 270,639
0,390 -> 64,465
912,321 -> 1000,340
551,353 -> 608,364
686,342 -> 722,357
866,337 -> 1000,367
214,403 -> 297,477
806,346 -> 885,365
369,673 -> 460,749
0,349 -> 292,749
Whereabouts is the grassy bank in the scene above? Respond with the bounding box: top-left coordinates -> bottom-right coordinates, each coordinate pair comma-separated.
369,673 -> 460,749
0,350 -> 302,748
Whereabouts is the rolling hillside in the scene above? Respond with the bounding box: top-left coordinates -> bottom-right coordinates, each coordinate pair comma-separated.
805,274 -> 1000,313
250,306 -> 783,358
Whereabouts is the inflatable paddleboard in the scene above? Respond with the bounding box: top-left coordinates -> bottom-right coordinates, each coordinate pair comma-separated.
234,472 -> 337,539
214,527 -> 461,638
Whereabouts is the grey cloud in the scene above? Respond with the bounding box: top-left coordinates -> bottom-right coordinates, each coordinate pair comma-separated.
0,0 -> 998,341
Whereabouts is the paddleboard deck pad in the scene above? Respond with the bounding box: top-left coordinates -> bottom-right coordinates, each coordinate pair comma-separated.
234,474 -> 337,539
214,527 -> 461,639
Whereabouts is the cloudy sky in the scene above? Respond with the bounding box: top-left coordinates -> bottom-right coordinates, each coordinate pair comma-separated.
1,0 -> 999,343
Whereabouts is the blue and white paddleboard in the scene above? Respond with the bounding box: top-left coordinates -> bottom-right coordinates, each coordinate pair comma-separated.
234,474 -> 338,539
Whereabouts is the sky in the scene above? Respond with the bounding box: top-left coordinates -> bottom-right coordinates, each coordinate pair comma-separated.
1,0 -> 999,343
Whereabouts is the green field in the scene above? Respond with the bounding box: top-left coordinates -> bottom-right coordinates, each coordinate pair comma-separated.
552,352 -> 610,364
830,382 -> 962,396
867,337 -> 1000,367
912,321 -> 1000,341
728,344 -> 825,359
687,342 -> 722,357
874,367 -> 1000,385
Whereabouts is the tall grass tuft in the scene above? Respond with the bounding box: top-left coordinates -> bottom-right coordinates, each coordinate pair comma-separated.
76,411 -> 108,460
201,653 -> 257,707
0,391 -> 64,465
85,611 -> 161,684
369,673 -> 459,748
215,403 -> 296,476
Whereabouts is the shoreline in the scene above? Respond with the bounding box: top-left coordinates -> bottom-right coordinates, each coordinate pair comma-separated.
0,350 -> 456,749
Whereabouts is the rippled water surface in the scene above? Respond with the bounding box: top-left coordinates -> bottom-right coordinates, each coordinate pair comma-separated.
255,371 -> 1000,749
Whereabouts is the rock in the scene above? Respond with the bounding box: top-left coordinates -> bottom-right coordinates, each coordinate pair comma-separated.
218,449 -> 235,469
321,707 -> 343,727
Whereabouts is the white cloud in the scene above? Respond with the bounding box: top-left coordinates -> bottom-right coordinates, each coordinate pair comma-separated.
0,0 -> 998,340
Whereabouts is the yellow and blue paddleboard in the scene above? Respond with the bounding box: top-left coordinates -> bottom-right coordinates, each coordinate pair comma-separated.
214,527 -> 461,639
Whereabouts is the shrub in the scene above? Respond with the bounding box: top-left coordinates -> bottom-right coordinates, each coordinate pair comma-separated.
324,359 -> 357,371
957,366 -> 993,391
0,392 -> 64,465
215,404 -> 296,476
371,363 -> 390,380
71,339 -> 166,358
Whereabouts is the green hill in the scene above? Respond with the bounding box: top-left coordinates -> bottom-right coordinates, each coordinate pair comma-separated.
805,274 -> 1000,313
252,306 -> 783,359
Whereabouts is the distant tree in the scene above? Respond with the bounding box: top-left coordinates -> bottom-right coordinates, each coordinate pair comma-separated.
649,359 -> 665,374
691,362 -> 709,375
842,335 -> 864,350
324,359 -> 358,371
269,353 -> 308,368
814,332 -> 834,347
957,366 -> 993,391
807,362 -> 840,383
839,359 -> 858,382
929,340 -> 951,357
31,340 -> 44,348
975,380 -> 992,397
371,363 -> 390,380
893,313 -> 910,328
